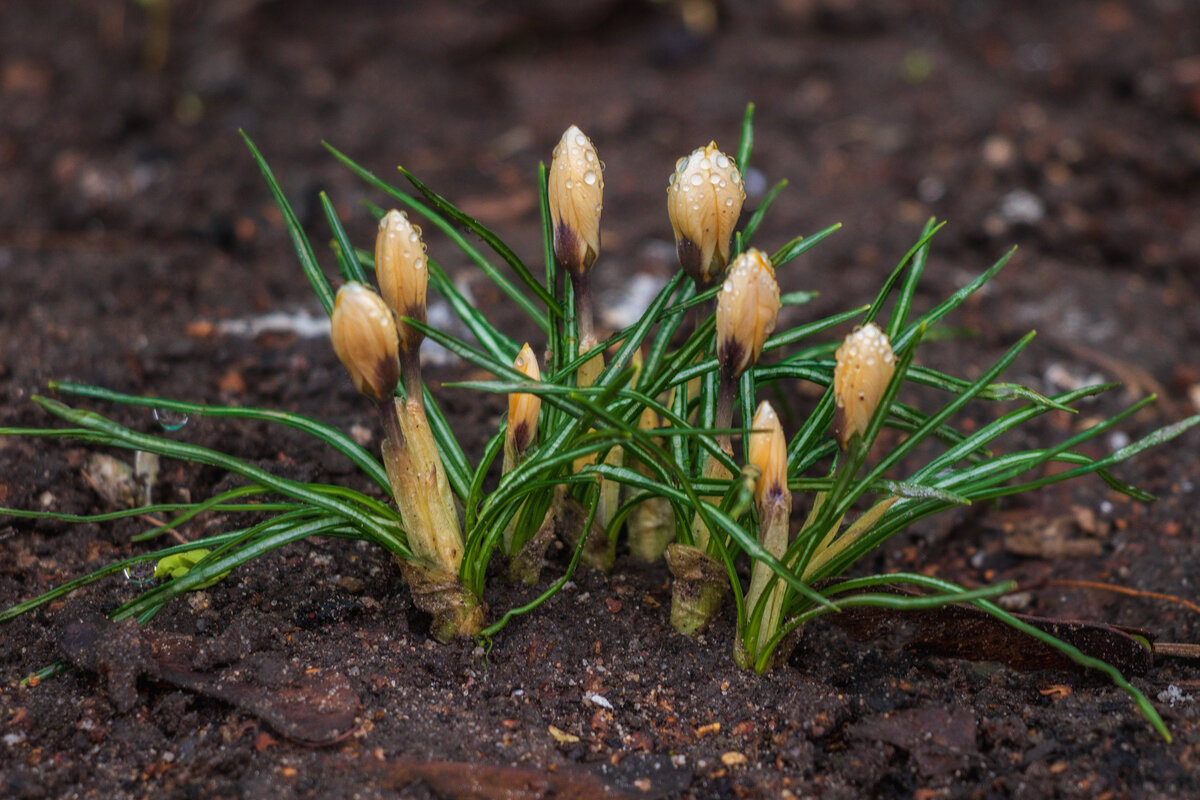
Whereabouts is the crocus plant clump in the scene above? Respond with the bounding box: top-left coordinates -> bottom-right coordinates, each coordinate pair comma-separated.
3,106 -> 1196,740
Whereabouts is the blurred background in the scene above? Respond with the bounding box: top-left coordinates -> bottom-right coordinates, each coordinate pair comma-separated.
2,0 -> 1198,416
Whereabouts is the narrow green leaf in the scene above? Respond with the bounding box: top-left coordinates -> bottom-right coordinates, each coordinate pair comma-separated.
324,142 -> 550,332
769,222 -> 843,268
398,164 -> 561,316
740,179 -> 787,246
241,132 -> 335,314
736,102 -> 755,178
49,381 -> 390,494
887,217 -> 936,339
320,191 -> 368,284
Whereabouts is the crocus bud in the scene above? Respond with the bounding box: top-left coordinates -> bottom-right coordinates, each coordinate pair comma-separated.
667,142 -> 745,288
375,209 -> 428,354
715,248 -> 781,379
832,323 -> 895,448
330,282 -> 400,401
507,343 -> 542,455
548,125 -> 603,278
748,401 -> 787,505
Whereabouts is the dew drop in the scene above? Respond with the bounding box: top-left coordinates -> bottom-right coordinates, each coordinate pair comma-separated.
575,133 -> 586,146
725,198 -> 734,207
690,173 -> 703,186
710,174 -> 721,185
123,562 -> 157,585
583,170 -> 597,185
676,156 -> 689,173
722,279 -> 734,293
153,408 -> 189,431
585,150 -> 594,162
699,158 -> 710,170
716,154 -> 730,169
565,179 -> 574,189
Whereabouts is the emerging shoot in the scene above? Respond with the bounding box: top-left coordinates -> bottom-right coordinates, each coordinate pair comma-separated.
690,248 -> 781,552
742,401 -> 791,667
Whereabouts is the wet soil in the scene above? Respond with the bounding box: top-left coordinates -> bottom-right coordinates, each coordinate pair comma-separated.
3,1 -> 1200,797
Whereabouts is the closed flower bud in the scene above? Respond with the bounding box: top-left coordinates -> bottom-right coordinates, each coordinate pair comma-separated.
748,401 -> 787,505
507,343 -> 542,455
667,142 -> 745,288
716,249 -> 781,379
832,323 -> 895,448
548,125 -> 603,278
375,209 -> 428,353
330,282 -> 400,401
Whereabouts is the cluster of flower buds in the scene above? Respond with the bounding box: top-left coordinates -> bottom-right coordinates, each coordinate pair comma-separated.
667,142 -> 745,289
330,207 -> 434,403
548,125 -> 603,280
832,323 -> 896,449
716,248 -> 781,380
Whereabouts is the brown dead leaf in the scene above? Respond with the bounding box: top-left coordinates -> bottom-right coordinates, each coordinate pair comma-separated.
828,585 -> 1154,675
58,608 -> 359,745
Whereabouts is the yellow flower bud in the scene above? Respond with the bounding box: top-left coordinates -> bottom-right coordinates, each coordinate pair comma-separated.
548,125 -> 603,277
667,142 -> 745,288
832,323 -> 896,448
375,209 -> 428,353
747,401 -> 787,505
507,343 -> 542,455
715,248 -> 780,379
330,282 -> 400,401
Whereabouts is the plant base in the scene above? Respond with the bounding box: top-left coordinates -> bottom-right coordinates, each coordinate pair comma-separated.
507,506 -> 557,585
398,559 -> 485,643
665,543 -> 728,636
556,487 -> 615,573
628,496 -> 674,562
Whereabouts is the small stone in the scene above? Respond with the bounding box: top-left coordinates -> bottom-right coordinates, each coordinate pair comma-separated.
350,424 -> 373,446
720,751 -> 747,767
336,575 -> 364,594
548,725 -> 579,744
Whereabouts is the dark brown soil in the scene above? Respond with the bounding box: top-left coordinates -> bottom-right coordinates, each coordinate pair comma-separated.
3,1 -> 1200,797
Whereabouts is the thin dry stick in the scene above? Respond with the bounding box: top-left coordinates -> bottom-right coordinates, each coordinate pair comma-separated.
1039,579 -> 1200,618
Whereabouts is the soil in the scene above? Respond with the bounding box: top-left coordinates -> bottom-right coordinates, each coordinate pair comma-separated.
3,1 -> 1200,797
